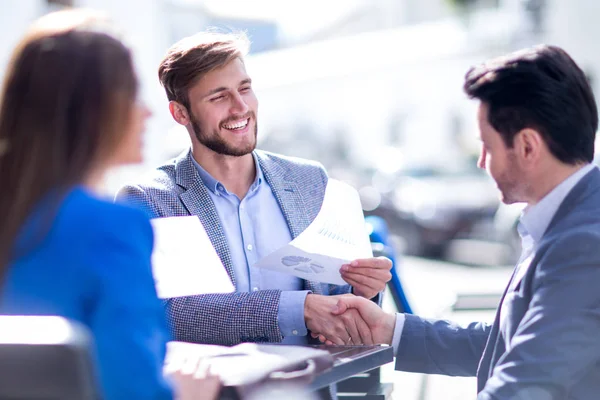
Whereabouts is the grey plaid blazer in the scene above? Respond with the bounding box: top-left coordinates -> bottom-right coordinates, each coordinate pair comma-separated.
117,149 -> 352,345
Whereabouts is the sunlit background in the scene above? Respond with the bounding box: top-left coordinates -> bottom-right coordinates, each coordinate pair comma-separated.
2,1 -> 598,398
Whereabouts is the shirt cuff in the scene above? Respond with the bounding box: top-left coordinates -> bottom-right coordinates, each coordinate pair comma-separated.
278,290 -> 311,337
391,313 -> 406,356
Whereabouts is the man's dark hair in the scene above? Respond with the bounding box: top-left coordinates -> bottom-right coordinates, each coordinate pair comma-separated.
464,45 -> 598,164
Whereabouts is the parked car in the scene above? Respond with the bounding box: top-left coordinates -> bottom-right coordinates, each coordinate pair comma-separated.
361,163 -> 500,258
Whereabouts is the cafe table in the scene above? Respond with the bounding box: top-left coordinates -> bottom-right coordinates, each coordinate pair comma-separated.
219,344 -> 394,400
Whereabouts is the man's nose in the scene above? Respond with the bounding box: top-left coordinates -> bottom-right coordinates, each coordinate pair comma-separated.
477,146 -> 487,169
230,92 -> 249,115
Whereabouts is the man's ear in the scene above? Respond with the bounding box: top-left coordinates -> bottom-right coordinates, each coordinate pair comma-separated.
169,101 -> 190,126
514,128 -> 543,166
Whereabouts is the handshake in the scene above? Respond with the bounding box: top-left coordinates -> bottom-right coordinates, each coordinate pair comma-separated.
304,293 -> 397,346
303,256 -> 397,346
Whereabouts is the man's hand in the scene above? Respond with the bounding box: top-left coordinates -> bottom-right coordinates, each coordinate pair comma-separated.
165,353 -> 222,400
171,371 -> 221,400
316,295 -> 396,346
304,294 -> 373,345
340,257 -> 392,299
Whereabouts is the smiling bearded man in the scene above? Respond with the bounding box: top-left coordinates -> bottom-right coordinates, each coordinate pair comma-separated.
116,31 -> 393,367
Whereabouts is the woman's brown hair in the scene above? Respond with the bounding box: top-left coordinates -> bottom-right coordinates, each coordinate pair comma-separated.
0,9 -> 138,275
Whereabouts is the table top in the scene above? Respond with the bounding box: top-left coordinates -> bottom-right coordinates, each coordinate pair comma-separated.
307,344 -> 394,390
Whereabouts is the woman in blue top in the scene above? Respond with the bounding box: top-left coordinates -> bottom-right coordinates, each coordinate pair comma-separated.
0,9 -> 219,400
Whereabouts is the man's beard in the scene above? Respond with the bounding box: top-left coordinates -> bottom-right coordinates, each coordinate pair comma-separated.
191,112 -> 257,157
496,153 -> 524,204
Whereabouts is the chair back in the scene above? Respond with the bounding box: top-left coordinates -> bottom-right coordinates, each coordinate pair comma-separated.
0,316 -> 100,400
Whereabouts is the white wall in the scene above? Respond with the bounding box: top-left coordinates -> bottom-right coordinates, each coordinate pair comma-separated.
74,0 -> 178,194
0,0 -> 183,194
543,0 -> 600,94
0,0 -> 43,79
247,20 -> 481,171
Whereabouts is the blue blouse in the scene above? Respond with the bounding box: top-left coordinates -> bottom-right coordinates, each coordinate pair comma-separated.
1,187 -> 173,399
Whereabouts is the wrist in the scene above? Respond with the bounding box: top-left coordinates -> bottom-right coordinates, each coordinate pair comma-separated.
303,293 -> 315,320
381,312 -> 396,346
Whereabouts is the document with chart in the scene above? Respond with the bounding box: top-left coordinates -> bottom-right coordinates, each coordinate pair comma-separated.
253,179 -> 373,284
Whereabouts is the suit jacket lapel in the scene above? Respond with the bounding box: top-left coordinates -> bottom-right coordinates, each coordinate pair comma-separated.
256,151 -> 323,294
257,157 -> 311,238
477,273 -> 514,391
175,151 -> 236,286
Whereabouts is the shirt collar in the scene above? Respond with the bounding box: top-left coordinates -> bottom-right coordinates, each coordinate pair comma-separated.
191,152 -> 264,195
519,163 -> 595,244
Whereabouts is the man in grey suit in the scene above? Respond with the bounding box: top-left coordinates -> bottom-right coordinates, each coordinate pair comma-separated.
323,45 -> 600,399
118,31 -> 391,347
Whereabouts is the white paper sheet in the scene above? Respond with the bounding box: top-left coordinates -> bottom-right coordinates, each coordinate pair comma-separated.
150,216 -> 234,298
164,341 -> 332,387
253,179 -> 372,284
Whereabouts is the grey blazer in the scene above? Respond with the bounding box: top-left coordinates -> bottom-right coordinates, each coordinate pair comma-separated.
117,149 -> 352,345
395,168 -> 600,399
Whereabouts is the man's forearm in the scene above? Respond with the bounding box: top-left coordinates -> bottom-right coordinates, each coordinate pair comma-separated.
395,314 -> 489,376
165,290 -> 283,345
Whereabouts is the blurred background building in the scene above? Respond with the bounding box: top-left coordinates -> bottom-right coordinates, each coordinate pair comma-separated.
1,0 -> 598,263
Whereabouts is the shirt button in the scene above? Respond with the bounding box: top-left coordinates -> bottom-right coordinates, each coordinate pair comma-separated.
292,330 -> 298,335
252,287 -> 259,292
247,244 -> 253,251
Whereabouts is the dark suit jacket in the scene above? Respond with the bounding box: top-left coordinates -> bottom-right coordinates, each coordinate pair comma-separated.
395,168 -> 600,399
